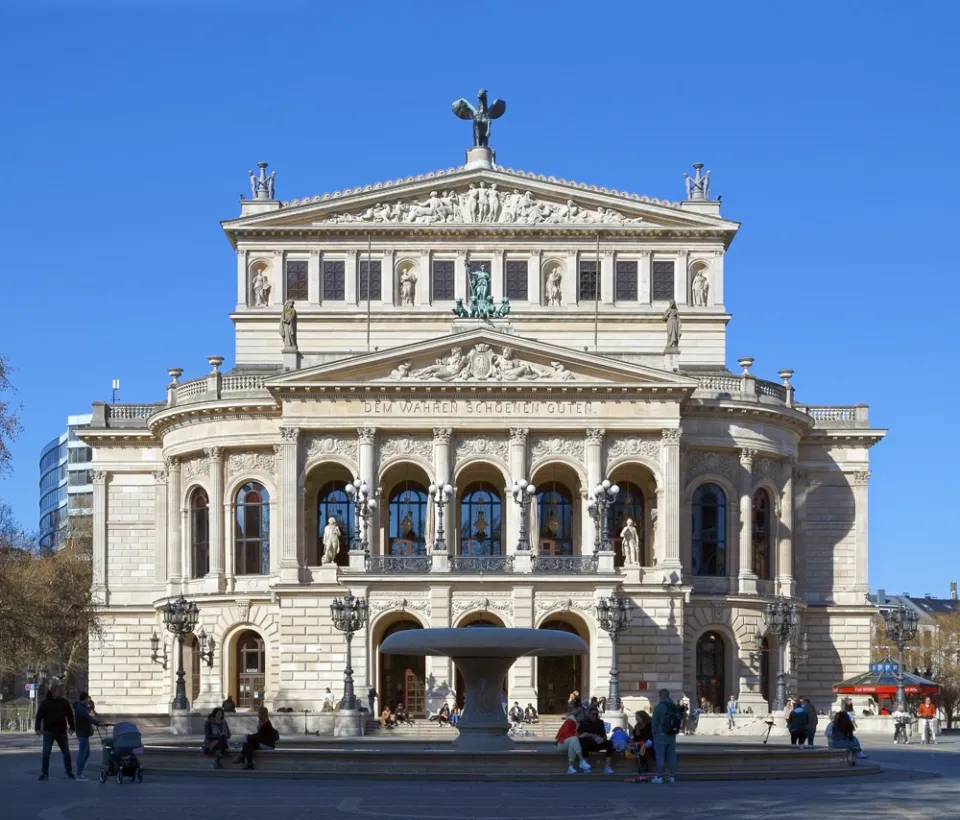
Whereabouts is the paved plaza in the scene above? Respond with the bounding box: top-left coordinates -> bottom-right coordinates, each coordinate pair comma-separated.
0,734 -> 957,820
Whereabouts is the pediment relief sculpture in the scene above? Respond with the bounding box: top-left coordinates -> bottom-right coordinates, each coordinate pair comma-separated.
389,343 -> 574,382
319,185 -> 646,227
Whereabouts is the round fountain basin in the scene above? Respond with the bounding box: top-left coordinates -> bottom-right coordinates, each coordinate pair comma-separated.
380,626 -> 587,659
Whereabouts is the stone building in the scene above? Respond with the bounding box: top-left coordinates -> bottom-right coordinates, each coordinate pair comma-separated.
81,136 -> 885,719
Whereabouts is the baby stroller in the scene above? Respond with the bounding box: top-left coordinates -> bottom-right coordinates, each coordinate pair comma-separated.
97,722 -> 144,784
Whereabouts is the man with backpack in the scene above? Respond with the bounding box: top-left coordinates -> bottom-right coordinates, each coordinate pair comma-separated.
650,688 -> 681,784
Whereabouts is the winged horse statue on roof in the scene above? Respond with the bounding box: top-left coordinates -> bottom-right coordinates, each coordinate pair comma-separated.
451,89 -> 506,148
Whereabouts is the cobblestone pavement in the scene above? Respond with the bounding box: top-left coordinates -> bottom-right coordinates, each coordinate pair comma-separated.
0,734 -> 957,820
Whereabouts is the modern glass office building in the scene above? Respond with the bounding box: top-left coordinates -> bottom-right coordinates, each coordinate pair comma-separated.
39,413 -> 93,549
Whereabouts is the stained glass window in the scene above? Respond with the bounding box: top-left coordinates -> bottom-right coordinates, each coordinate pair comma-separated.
322,260 -> 345,301
234,482 -> 270,575
459,482 -> 502,556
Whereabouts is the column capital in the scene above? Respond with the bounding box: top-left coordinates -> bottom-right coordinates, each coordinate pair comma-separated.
661,427 -> 682,444
357,427 -> 377,444
204,446 -> 222,463
585,428 -> 605,444
638,249 -> 652,257
153,467 -> 169,484
164,455 -> 180,472
433,427 -> 453,444
279,426 -> 300,443
509,427 -> 529,444
92,470 -> 107,485
852,470 -> 871,486
738,448 -> 758,467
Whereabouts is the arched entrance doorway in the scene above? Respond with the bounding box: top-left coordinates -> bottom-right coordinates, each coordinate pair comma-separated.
454,613 -> 506,708
537,618 -> 588,714
235,630 -> 265,710
696,630 -> 725,710
378,620 -> 426,716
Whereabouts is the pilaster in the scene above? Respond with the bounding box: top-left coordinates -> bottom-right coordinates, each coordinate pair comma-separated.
660,428 -> 682,575
564,250 -> 578,305
491,249 -> 505,300
851,470 -> 870,600
358,427 -> 378,555
637,250 -> 652,305
345,252 -> 358,305
776,458 -> 796,597
674,249 -> 689,305
454,250 -> 467,303
418,249 -> 432,306
308,249 -> 321,304
528,249 -> 542,305
738,449 -> 757,594
600,250 -> 614,305
92,470 -> 107,601
204,447 -> 225,594
507,428 -> 528,555
236,248 -> 248,307
583,428 -> 604,553
276,427 -> 301,583
381,249 -> 394,305
165,457 -> 181,589
153,464 -> 168,585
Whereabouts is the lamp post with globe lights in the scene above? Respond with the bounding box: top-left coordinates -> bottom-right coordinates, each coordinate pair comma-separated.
587,480 -> 619,554
881,604 -> 919,711
596,595 -> 633,722
330,591 -> 368,711
511,479 -> 536,551
428,481 -> 454,552
345,478 -> 376,555
762,596 -> 801,713
163,595 -> 200,711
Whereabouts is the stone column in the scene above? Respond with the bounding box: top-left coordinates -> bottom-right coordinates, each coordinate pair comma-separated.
454,250 -> 468,303
674,249 -> 689,305
358,428 -> 378,555
564,250 -> 578,305
528,249 -> 542,305
276,427 -> 301,582
491,250 -> 505,300
381,249 -> 394,305
600,250 -> 614,305
427,586 -> 454,711
308,249 -> 321,304
432,427 -> 452,484
712,250 -> 725,307
852,470 -> 871,600
638,250 -> 651,305
507,428 -> 528,559
165,458 -> 182,588
417,249 -> 431,306
509,587 -> 537,703
776,458 -> 796,597
345,251 -> 358,305
204,447 -> 225,593
660,428 -> 682,575
737,449 -> 757,594
92,470 -> 107,599
153,464 -> 168,584
583,429 -> 604,554
236,248 -> 248,306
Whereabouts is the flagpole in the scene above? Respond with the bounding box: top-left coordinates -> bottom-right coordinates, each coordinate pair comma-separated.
366,235 -> 372,353
594,233 -> 600,352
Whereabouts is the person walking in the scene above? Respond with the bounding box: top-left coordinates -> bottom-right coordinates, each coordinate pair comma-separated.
650,688 -> 680,784
35,684 -> 76,781
787,699 -> 809,746
72,692 -> 103,781
804,699 -> 818,746
726,695 -> 738,730
917,697 -> 938,745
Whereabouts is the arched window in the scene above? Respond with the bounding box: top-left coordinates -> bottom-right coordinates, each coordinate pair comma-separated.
752,489 -> 771,579
611,481 -> 644,567
537,483 -> 574,556
236,631 -> 265,710
388,482 -> 428,556
317,481 -> 353,566
459,482 -> 502,556
696,631 -> 725,710
692,483 -> 726,576
235,482 -> 270,575
189,487 -> 209,579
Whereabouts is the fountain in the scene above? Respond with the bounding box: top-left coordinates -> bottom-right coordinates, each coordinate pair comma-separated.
380,627 -> 587,751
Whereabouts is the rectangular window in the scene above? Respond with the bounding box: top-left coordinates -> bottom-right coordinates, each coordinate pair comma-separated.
432,259 -> 455,301
615,260 -> 638,302
322,260 -> 345,301
652,260 -> 675,301
358,260 -> 382,301
578,260 -> 598,302
505,260 -> 528,301
285,260 -> 309,301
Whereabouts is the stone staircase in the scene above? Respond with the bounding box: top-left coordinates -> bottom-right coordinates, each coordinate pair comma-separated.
363,715 -> 566,738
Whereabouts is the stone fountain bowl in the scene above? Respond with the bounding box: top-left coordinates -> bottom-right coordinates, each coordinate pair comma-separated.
381,627 -> 586,752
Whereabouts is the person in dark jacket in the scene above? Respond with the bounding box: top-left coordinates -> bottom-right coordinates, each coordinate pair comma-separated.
203,707 -> 231,769
577,705 -> 615,774
72,692 -> 103,781
221,695 -> 236,713
234,706 -> 278,770
630,710 -> 655,775
803,699 -> 818,746
787,699 -> 809,746
35,684 -> 76,780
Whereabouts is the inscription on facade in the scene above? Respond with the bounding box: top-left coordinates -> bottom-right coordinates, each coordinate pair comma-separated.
361,399 -> 599,416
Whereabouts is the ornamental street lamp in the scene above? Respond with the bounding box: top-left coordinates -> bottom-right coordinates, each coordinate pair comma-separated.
345,478 -> 377,555
428,481 -> 454,552
511,479 -> 536,552
881,604 -> 919,710
596,595 -> 633,714
330,591 -> 368,711
586,480 -> 619,554
163,595 -> 200,711
762,596 -> 800,712
196,628 -> 217,668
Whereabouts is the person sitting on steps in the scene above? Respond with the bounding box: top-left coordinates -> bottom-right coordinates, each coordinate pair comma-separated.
379,706 -> 395,729
203,707 -> 231,769
524,703 -> 539,724
578,705 -> 616,774
556,711 -> 589,774
395,702 -> 414,727
509,702 -> 524,725
235,706 -> 278,770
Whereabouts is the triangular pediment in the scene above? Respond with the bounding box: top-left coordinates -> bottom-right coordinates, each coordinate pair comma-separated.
267,328 -> 699,392
223,167 -> 738,235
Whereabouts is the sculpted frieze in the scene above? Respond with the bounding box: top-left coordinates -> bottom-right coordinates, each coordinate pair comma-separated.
305,434 -> 358,463
452,597 -> 514,618
455,435 -> 509,463
534,598 -> 595,617
391,343 -> 574,382
320,185 -> 647,227
530,435 -> 585,465
225,451 -> 276,481
607,435 -> 661,462
181,456 -> 206,481
380,435 -> 433,462
368,597 -> 431,617
685,449 -> 737,481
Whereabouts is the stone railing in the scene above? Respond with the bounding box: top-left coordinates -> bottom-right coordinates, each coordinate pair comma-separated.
449,555 -> 515,573
171,372 -> 271,407
222,374 -> 267,392
99,402 -> 164,429
755,380 -> 788,402
366,555 -> 431,574
695,375 -> 742,394
691,576 -> 729,594
798,405 -> 870,428
175,379 -> 207,401
532,555 -> 599,574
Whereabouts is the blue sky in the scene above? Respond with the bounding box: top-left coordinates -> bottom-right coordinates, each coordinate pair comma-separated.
0,1 -> 956,594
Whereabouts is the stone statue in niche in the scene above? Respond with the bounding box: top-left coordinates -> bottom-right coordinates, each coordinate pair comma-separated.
620,518 -> 640,566
252,268 -> 271,307
663,300 -> 682,350
280,299 -> 298,351
399,268 -> 418,306
322,517 -> 341,564
691,269 -> 709,307
545,266 -> 563,306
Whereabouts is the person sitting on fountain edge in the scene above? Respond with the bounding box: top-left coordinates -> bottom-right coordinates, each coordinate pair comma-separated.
578,704 -> 615,774
509,702 -> 524,725
556,711 -> 589,774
